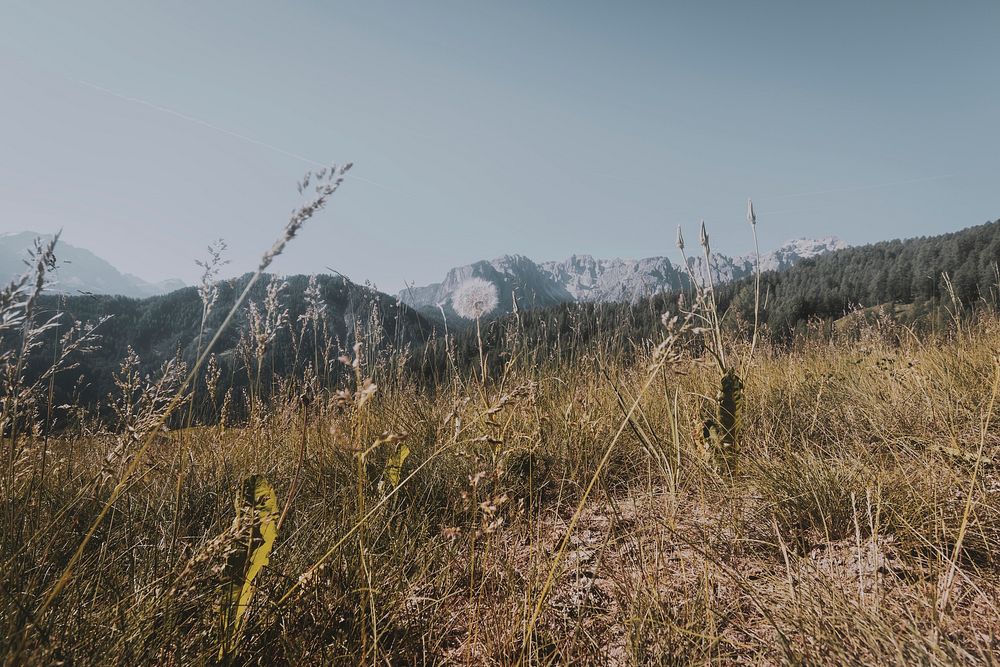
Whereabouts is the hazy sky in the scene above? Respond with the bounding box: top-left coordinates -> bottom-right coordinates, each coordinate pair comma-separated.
1,1 -> 998,291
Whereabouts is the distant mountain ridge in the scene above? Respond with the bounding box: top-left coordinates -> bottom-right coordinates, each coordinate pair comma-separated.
2,230 -> 846,314
399,237 -> 848,320
1,231 -> 185,298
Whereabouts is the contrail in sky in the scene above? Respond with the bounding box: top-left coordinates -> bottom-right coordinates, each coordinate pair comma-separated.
77,78 -> 959,206
77,79 -> 395,192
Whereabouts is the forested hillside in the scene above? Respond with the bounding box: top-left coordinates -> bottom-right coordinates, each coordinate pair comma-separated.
24,273 -> 433,414
740,218 -> 1000,333
438,219 -> 1000,374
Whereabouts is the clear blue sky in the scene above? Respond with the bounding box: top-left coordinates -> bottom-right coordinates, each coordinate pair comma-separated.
1,1 -> 998,291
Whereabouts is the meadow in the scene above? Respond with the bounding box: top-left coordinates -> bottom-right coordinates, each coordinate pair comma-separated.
2,176 -> 999,665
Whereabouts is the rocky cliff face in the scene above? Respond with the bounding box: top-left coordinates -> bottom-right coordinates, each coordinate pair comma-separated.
398,237 -> 848,321
399,254 -> 572,321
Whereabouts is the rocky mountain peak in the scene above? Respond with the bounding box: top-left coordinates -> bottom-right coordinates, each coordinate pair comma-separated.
398,237 -> 847,321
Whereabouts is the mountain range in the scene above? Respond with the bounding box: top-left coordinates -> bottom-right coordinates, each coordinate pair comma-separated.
398,237 -> 848,321
1,231 -> 185,298
8,218 -> 998,407
3,231 -> 845,317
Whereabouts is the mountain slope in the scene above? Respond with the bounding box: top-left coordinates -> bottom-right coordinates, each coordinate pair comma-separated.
33,272 -> 435,411
400,237 -> 847,321
426,220 -> 1000,378
0,231 -> 184,297
735,221 -> 1000,334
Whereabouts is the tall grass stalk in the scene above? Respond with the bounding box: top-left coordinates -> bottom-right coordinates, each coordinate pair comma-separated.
31,163 -> 352,623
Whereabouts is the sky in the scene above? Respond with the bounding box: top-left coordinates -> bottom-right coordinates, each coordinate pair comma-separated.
1,1 -> 998,292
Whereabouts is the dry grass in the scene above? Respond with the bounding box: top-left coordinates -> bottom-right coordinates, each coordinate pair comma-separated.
2,194 -> 999,664
2,300 -> 1000,665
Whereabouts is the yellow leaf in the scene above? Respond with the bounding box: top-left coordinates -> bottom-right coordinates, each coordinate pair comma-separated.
219,475 -> 278,659
384,443 -> 411,489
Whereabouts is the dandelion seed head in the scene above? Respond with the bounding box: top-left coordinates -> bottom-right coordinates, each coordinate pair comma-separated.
451,277 -> 498,320
747,199 -> 756,226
